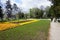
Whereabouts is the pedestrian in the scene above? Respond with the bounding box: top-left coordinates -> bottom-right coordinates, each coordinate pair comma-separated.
51,16 -> 53,22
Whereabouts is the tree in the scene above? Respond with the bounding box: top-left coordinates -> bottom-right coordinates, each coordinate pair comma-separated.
45,6 -> 51,18
12,3 -> 19,19
0,6 -> 3,21
17,11 -> 24,19
30,8 -> 44,18
49,0 -> 60,18
49,0 -> 60,22
30,8 -> 36,18
13,3 -> 18,11
49,6 -> 54,17
5,0 -> 12,20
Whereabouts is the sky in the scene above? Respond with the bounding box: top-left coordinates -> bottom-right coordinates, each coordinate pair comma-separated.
0,0 -> 52,13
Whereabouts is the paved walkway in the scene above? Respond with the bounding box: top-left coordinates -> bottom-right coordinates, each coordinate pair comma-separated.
49,20 -> 60,40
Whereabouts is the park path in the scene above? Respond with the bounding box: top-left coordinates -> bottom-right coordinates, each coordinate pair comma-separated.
49,20 -> 60,40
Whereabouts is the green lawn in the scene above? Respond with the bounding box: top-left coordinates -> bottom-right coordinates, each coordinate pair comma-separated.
0,20 -> 50,40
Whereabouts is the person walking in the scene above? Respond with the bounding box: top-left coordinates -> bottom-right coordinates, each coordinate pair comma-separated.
51,16 -> 53,22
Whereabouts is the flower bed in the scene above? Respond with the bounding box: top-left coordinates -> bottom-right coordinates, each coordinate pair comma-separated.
10,20 -> 32,24
0,20 -> 38,31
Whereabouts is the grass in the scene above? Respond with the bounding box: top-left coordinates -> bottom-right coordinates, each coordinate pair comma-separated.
0,20 -> 50,40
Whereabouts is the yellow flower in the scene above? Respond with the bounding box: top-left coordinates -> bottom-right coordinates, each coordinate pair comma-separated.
0,20 -> 39,31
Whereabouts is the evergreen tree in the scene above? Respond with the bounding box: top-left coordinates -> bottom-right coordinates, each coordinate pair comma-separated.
0,6 -> 3,20
6,0 -> 12,19
0,0 -> 3,21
